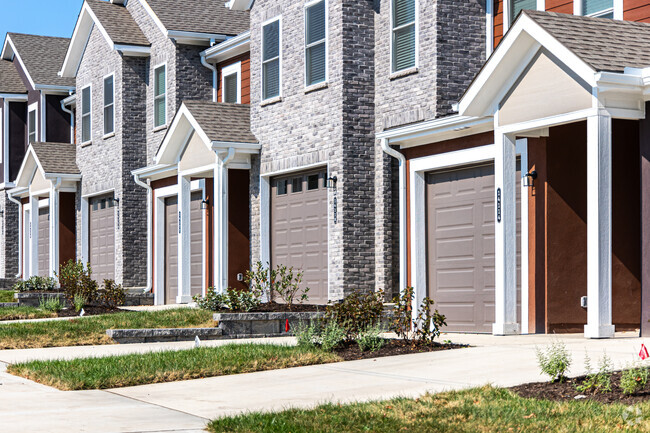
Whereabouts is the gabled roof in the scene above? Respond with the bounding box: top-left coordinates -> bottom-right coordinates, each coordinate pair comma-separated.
1,33 -> 75,89
0,59 -> 27,95
143,0 -> 249,37
60,0 -> 151,77
524,10 -> 650,73
31,142 -> 80,175
183,101 -> 256,144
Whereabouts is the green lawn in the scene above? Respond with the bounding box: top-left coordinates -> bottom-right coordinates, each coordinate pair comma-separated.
0,308 -> 215,349
0,306 -> 56,321
0,291 -> 15,303
208,386 -> 650,433
9,343 -> 341,390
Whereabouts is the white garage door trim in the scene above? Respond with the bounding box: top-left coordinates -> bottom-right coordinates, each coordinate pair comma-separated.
153,180 -> 205,305
409,140 -> 530,334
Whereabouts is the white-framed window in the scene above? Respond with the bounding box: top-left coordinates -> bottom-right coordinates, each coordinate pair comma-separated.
305,0 -> 327,87
391,0 -> 417,73
28,103 -> 37,144
103,74 -> 115,136
509,0 -> 537,23
153,64 -> 167,128
580,0 -> 614,17
221,62 -> 241,104
81,85 -> 92,144
262,17 -> 281,101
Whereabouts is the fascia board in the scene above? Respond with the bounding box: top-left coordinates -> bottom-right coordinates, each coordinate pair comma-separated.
0,93 -> 28,100
0,37 -> 13,60
202,31 -> 250,63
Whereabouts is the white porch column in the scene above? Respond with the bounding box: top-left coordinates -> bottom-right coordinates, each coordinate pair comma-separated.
177,175 -> 192,303
493,130 -> 520,335
49,185 -> 60,277
29,195 -> 39,278
584,112 -> 615,339
213,159 -> 228,293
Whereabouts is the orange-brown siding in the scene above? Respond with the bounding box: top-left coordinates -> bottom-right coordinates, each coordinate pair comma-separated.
625,0 -> 650,22
216,53 -> 251,105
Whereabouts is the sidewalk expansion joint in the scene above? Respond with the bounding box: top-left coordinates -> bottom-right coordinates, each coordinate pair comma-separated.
104,390 -> 210,422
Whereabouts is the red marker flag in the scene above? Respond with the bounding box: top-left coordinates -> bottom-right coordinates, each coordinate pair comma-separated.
285,319 -> 290,333
640,344 -> 649,360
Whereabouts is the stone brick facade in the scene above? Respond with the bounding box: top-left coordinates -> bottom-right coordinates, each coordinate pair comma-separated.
0,191 -> 19,278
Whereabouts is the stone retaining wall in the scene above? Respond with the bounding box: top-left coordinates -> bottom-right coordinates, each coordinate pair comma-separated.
107,327 -> 222,344
214,312 -> 326,337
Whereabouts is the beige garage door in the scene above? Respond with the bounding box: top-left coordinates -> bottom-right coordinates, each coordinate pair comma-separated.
165,192 -> 203,304
89,195 -> 115,283
426,163 -> 521,333
271,170 -> 328,304
38,207 -> 49,277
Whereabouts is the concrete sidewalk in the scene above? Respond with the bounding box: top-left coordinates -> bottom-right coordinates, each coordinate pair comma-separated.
0,332 -> 646,433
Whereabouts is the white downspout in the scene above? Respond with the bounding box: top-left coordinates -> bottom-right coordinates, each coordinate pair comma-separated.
133,172 -> 152,293
60,98 -> 74,144
380,138 -> 407,293
7,190 -> 22,278
201,56 -> 218,103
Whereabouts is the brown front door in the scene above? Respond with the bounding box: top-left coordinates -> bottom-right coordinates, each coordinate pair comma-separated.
38,207 -> 49,277
426,163 -> 521,333
89,195 -> 116,283
190,192 -> 203,297
271,170 -> 328,304
165,196 -> 179,304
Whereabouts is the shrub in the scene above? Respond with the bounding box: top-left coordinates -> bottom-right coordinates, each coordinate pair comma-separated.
320,321 -> 346,352
357,325 -> 385,352
294,321 -> 320,349
13,276 -> 57,292
620,364 -> 650,395
326,290 -> 384,341
244,261 -> 272,302
193,288 -> 260,312
100,280 -> 125,308
576,352 -> 613,394
391,287 -> 414,341
244,262 -> 310,309
412,297 -> 446,345
39,295 -> 63,313
535,341 -> 572,383
193,290 -> 229,311
58,260 -> 98,304
73,294 -> 86,313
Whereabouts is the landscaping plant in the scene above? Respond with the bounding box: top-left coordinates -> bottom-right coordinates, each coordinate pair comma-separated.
13,276 -> 57,292
535,341 -> 572,383
357,324 -> 385,352
620,363 -> 649,395
193,287 -> 260,312
58,260 -> 98,304
390,287 -> 447,346
325,290 -> 384,341
319,321 -> 346,352
576,352 -> 613,394
272,264 -> 310,309
390,286 -> 414,341
244,261 -> 273,302
100,279 -> 126,308
39,295 -> 63,313
294,321 -> 320,349
73,294 -> 87,313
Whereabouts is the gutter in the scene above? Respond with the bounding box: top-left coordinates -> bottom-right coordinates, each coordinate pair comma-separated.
380,138 -> 407,293
132,171 -> 153,293
200,55 -> 218,102
6,189 -> 23,279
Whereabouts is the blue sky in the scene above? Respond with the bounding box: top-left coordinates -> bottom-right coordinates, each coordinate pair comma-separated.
0,0 -> 81,40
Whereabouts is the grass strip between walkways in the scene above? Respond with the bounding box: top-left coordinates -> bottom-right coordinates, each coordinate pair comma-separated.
0,307 -> 57,321
0,291 -> 15,303
8,343 -> 341,390
0,308 -> 215,349
207,385 -> 650,433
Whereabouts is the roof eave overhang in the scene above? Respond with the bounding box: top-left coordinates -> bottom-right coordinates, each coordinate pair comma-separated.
0,93 -> 28,100
44,173 -> 81,181
132,163 -> 177,180
35,84 -> 76,93
167,31 -> 228,46
226,0 -> 254,10
377,115 -> 494,148
211,140 -> 260,154
7,186 -> 29,199
202,31 -> 250,63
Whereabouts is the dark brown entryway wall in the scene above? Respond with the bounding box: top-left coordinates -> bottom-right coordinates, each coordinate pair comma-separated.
59,192 -> 76,267
228,170 -> 250,291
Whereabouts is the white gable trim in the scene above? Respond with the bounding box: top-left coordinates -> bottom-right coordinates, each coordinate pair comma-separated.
226,0 -> 254,10
155,104 -> 213,165
136,0 -> 168,38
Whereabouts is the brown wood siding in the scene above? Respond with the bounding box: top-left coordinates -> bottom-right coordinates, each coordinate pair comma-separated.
59,192 -> 76,269
494,1 -> 573,48
45,95 -> 71,143
8,101 -> 27,183
216,53 -> 251,105
228,170 -> 250,291
624,0 -> 650,22
546,0 -> 573,13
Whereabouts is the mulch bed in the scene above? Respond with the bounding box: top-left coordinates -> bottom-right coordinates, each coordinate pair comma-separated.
333,339 -> 467,362
216,302 -> 329,313
510,371 -> 650,405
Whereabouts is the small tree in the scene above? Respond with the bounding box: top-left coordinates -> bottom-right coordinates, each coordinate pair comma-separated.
58,260 -> 98,304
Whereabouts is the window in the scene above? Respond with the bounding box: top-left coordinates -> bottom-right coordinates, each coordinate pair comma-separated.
291,177 -> 303,193
510,0 -> 536,23
262,18 -> 281,100
276,179 -> 287,195
28,107 -> 37,144
81,85 -> 91,143
221,62 -> 241,104
103,75 -> 114,136
391,0 -> 416,72
582,0 -> 614,17
154,65 -> 166,128
307,174 -> 319,190
305,0 -> 326,86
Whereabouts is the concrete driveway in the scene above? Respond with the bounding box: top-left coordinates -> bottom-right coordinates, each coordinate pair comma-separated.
0,332 -> 645,433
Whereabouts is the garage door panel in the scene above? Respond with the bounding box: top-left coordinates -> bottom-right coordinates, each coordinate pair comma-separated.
89,195 -> 115,283
38,207 -> 49,277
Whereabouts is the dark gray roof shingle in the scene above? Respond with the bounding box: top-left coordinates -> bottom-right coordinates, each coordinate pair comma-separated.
183,101 -> 257,144
0,59 -> 26,94
8,33 -> 75,87
31,142 -> 80,175
523,10 -> 650,72
86,0 -> 150,47
145,0 -> 249,36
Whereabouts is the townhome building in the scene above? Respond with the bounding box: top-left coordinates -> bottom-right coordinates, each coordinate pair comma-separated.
0,33 -> 74,281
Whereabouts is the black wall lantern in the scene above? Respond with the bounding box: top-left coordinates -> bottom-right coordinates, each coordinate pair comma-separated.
326,175 -> 338,189
523,170 -> 537,188
200,198 -> 210,210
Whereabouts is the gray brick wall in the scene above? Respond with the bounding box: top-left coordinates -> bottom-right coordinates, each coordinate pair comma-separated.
0,191 -> 19,278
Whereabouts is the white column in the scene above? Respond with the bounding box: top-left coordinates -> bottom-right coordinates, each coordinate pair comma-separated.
29,195 -> 39,278
493,130 -> 520,335
177,175 -> 192,303
213,160 -> 229,293
584,112 -> 615,339
49,186 -> 59,277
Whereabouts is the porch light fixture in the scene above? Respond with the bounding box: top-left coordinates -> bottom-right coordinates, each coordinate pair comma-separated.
523,170 -> 537,188
200,198 -> 210,210
326,175 -> 338,189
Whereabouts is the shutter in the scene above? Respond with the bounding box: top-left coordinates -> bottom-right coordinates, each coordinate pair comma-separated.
393,0 -> 415,28
582,0 -> 613,15
263,21 -> 280,61
306,1 -> 325,46
510,0 -> 536,22
393,24 -> 415,71
307,43 -> 326,85
263,59 -> 280,100
224,73 -> 238,103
